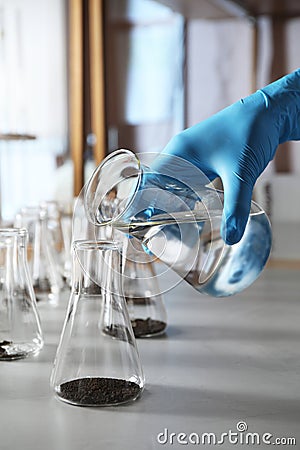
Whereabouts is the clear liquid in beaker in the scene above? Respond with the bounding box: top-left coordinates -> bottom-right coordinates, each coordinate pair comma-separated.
114,208 -> 271,297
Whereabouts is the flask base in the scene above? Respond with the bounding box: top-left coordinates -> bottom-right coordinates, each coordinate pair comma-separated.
131,318 -> 167,338
56,377 -> 143,406
0,340 -> 43,360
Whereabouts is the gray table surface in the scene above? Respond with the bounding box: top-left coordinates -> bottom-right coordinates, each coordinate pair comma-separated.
1,267 -> 300,450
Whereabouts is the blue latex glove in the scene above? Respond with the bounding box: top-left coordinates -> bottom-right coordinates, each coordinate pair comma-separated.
152,69 -> 300,245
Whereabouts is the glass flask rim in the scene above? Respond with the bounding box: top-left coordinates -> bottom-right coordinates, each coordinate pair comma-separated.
73,239 -> 122,252
84,148 -> 142,226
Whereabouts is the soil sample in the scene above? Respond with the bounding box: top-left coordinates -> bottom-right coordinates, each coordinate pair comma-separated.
125,297 -> 167,337
104,319 -> 166,339
57,377 -> 142,406
131,318 -> 166,338
0,340 -> 26,360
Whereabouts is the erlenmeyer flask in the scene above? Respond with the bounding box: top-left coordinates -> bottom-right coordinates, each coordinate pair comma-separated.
123,236 -> 167,338
40,200 -> 72,285
51,239 -> 144,407
14,206 -> 63,302
81,217 -> 167,337
0,228 -> 43,360
84,149 -> 272,298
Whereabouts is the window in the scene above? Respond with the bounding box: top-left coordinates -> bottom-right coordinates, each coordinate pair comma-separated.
0,0 -> 68,221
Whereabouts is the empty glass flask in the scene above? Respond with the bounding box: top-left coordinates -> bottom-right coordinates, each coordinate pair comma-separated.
40,200 -> 72,285
84,149 -> 272,298
14,206 -> 63,302
0,228 -> 43,360
51,239 -> 144,407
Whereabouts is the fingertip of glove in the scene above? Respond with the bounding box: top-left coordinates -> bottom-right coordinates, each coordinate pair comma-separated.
221,217 -> 244,245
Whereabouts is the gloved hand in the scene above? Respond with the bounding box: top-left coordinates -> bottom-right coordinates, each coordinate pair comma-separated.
151,69 -> 300,245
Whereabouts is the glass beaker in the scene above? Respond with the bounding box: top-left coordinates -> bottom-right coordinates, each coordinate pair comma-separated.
14,206 -> 63,302
123,236 -> 167,338
51,239 -> 144,407
84,149 -> 272,298
0,228 -> 43,360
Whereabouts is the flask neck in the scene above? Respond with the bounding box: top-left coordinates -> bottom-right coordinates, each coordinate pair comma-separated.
0,228 -> 28,288
72,240 -> 122,296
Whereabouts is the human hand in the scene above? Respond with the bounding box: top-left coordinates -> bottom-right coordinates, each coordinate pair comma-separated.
152,69 -> 300,244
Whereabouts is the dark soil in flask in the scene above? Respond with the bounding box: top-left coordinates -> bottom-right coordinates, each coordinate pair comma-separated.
0,340 -> 27,360
103,319 -> 166,339
131,318 -> 166,338
57,377 -> 142,406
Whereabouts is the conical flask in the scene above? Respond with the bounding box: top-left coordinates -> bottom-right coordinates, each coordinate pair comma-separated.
14,206 -> 63,302
80,217 -> 167,338
51,239 -> 144,407
40,200 -> 72,285
123,236 -> 167,338
0,228 -> 43,360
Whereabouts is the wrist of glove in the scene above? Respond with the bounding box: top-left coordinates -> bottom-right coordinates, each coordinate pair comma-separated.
259,68 -> 300,143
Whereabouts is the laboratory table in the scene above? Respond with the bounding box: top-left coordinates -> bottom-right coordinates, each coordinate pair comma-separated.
1,267 -> 300,450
